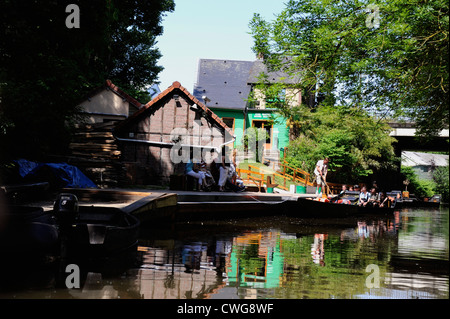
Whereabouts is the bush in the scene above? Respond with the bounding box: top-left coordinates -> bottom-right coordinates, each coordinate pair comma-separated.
433,164 -> 449,202
400,166 -> 435,199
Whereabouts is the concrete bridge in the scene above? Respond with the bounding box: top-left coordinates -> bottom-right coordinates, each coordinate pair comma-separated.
388,122 -> 449,153
368,122 -> 449,190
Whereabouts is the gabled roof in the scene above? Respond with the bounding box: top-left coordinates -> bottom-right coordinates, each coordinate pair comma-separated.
79,80 -> 143,109
115,81 -> 234,138
193,58 -> 300,111
247,59 -> 300,85
193,59 -> 253,110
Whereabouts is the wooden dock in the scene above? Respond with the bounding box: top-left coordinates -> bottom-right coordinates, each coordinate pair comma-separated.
55,188 -> 318,222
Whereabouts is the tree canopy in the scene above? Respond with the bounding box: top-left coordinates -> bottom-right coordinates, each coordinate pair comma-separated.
250,0 -> 449,137
282,105 -> 398,184
0,0 -> 174,160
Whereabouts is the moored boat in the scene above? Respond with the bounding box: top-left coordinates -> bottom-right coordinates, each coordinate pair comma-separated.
53,193 -> 140,257
176,192 -> 293,221
402,194 -> 441,208
0,205 -> 59,257
294,195 -> 397,218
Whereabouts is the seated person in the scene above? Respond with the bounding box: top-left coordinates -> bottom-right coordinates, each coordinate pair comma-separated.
358,186 -> 370,206
367,187 -> 378,207
199,159 -> 215,190
216,147 -> 231,192
227,163 -> 245,192
377,191 -> 390,208
331,185 -> 350,204
185,159 -> 206,191
339,185 -> 348,196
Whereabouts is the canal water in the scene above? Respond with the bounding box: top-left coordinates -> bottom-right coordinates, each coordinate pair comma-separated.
0,206 -> 448,299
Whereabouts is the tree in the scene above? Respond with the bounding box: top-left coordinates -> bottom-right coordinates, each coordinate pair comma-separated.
433,163 -> 449,202
250,0 -> 448,137
0,0 -> 174,160
283,106 -> 397,184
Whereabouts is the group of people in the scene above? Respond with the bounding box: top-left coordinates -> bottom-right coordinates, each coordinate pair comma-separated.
185,147 -> 245,192
357,186 -> 391,208
333,184 -> 391,208
314,157 -> 392,208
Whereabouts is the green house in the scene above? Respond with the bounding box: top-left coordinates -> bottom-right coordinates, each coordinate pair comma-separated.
193,59 -> 298,162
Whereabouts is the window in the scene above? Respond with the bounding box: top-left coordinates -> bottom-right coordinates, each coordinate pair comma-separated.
252,120 -> 272,145
222,117 -> 235,133
266,88 -> 286,104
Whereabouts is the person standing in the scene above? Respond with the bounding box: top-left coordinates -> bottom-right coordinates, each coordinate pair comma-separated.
314,157 -> 329,195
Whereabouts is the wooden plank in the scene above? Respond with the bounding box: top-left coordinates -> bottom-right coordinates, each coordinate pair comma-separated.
70,150 -> 121,157
70,143 -> 118,150
61,188 -> 151,202
74,132 -> 114,138
122,193 -> 178,222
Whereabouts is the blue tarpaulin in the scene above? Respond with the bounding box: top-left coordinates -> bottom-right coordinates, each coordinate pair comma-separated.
15,158 -> 41,178
14,159 -> 97,189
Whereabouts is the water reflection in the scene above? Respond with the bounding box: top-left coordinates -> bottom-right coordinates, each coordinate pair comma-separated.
0,207 -> 448,299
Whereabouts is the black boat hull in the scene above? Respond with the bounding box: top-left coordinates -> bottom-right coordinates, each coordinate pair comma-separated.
294,198 -> 396,218
60,206 -> 140,257
0,206 -> 59,257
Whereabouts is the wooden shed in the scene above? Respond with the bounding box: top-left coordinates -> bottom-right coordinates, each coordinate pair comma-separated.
77,80 -> 142,124
114,81 -> 235,185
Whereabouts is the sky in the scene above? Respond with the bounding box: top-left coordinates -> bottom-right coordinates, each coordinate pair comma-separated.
155,0 -> 287,92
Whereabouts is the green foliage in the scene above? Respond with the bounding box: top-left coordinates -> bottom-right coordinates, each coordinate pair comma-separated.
0,0 -> 174,160
284,106 -> 397,183
433,164 -> 449,202
250,0 -> 449,137
241,127 -> 270,162
400,166 -> 435,198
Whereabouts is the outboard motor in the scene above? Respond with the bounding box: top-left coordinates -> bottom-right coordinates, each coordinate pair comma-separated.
53,193 -> 79,225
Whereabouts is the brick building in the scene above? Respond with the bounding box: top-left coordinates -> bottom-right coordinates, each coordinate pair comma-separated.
114,81 -> 235,185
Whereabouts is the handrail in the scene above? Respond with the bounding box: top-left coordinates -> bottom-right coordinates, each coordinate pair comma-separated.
246,164 -> 298,191
243,160 -> 347,194
272,172 -> 290,190
278,161 -> 313,187
236,168 -> 265,192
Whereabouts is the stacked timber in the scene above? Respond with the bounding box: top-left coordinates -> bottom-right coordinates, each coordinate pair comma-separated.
68,122 -> 126,188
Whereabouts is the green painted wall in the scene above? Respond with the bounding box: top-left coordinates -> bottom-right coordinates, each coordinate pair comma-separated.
246,110 -> 289,151
210,109 -> 245,148
210,108 -> 290,151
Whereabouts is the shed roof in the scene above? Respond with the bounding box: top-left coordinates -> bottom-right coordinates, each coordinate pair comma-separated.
79,80 -> 143,110
115,81 -> 234,139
